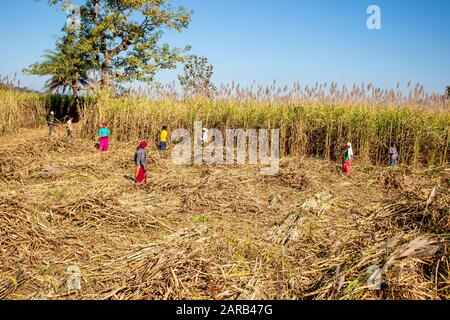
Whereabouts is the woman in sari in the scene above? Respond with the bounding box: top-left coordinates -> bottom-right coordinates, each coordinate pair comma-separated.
343,142 -> 353,175
135,140 -> 149,185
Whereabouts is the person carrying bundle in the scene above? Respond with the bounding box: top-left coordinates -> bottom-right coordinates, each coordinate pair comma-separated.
135,140 -> 149,185
343,142 -> 353,175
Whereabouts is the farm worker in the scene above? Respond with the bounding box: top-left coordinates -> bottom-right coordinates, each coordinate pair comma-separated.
342,142 -> 353,175
98,122 -> 111,152
66,116 -> 74,140
47,111 -> 56,136
135,140 -> 149,185
159,126 -> 168,151
388,142 -> 399,167
202,128 -> 209,146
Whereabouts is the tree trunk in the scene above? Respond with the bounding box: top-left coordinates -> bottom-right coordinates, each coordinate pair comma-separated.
72,81 -> 81,120
93,0 -> 108,89
101,60 -> 110,88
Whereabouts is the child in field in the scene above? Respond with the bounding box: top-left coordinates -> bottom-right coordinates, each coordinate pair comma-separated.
48,111 -> 56,136
135,140 -> 149,185
66,116 -> 74,140
388,142 -> 399,167
159,126 -> 168,151
343,142 -> 353,175
98,122 -> 111,152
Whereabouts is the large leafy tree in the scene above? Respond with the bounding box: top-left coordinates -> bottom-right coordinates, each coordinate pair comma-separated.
49,0 -> 192,89
178,55 -> 216,97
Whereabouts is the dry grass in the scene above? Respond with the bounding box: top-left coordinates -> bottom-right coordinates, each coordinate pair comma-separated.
0,127 -> 448,300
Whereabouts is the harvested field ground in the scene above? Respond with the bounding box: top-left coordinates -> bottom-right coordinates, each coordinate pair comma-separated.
0,126 -> 449,300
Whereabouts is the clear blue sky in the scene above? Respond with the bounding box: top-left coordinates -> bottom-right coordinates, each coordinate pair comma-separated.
0,0 -> 449,93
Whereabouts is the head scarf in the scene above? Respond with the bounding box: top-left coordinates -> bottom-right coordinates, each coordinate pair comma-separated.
346,142 -> 353,158
137,140 -> 148,150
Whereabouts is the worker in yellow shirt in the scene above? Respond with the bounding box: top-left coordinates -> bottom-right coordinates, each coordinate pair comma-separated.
159,126 -> 168,151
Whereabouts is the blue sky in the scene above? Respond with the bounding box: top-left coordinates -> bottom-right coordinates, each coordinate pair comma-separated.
0,0 -> 449,93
